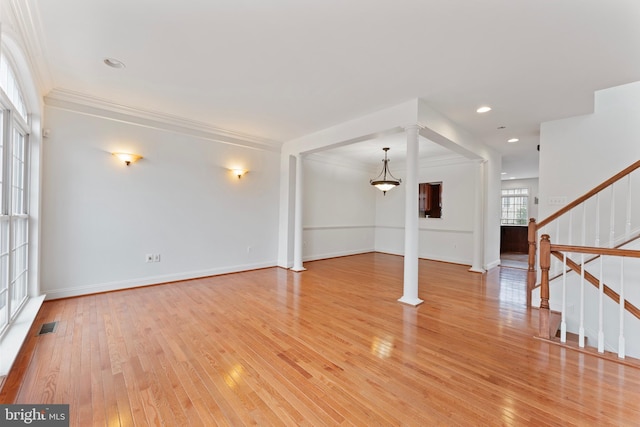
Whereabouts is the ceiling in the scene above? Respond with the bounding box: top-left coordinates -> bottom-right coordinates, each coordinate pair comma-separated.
21,0 -> 640,179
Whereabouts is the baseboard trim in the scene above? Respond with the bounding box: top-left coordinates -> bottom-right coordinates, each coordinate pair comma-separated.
43,261 -> 277,300
485,259 -> 501,270
303,248 -> 375,262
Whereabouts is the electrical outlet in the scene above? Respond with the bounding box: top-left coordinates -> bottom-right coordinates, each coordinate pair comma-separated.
145,254 -> 153,263
153,254 -> 161,262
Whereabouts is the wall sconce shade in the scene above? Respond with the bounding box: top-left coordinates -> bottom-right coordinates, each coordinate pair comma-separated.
113,152 -> 143,166
370,147 -> 401,195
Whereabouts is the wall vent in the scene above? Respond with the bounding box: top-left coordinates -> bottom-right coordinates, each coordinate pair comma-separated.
37,321 -> 58,336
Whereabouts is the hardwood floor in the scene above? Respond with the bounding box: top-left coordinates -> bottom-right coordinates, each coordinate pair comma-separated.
2,253 -> 639,425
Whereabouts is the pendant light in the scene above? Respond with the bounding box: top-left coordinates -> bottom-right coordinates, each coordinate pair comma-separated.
370,147 -> 401,195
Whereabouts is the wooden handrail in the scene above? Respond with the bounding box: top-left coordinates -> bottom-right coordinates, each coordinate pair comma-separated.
539,233 -> 640,339
528,159 -> 640,276
549,244 -> 640,258
549,251 -> 640,320
531,231 -> 640,289
537,160 -> 640,229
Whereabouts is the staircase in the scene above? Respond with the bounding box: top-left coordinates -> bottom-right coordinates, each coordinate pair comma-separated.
529,160 -> 640,360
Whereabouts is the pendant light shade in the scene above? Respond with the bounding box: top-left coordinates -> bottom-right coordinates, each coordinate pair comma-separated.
370,147 -> 401,195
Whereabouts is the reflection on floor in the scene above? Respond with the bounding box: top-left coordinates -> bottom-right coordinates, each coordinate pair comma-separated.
500,252 -> 528,270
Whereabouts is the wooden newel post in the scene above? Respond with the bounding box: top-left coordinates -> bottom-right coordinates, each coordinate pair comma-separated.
527,218 -> 537,272
539,234 -> 551,339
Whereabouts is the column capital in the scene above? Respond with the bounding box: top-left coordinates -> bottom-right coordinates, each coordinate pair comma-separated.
403,123 -> 423,132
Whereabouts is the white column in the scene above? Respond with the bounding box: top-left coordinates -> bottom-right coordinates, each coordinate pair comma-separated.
291,154 -> 306,272
398,125 -> 423,306
469,160 -> 486,273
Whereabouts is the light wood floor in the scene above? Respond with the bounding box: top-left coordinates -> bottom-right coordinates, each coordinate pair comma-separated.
2,253 -> 640,426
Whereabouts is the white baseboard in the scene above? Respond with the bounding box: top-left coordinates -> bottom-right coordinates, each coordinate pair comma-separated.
43,261 -> 277,300
303,248 -> 374,262
485,259 -> 501,270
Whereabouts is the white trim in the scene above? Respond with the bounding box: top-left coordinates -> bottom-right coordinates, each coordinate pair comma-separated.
418,155 -> 476,169
373,249 -> 473,267
376,225 -> 473,234
305,151 -> 374,172
303,225 -> 375,231
303,248 -> 375,262
43,261 -> 277,300
485,258 -> 501,270
5,0 -> 54,94
44,88 -> 282,153
0,295 -> 45,378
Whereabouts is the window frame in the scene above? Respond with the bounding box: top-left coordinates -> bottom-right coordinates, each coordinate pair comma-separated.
501,187 -> 529,226
0,52 -> 30,339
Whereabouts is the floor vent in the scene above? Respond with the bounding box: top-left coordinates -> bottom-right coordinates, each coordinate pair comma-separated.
38,321 -> 58,336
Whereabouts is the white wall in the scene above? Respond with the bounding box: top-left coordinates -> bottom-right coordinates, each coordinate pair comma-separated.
539,81 -> 640,219
375,159 -> 476,265
41,106 -> 281,299
501,178 -> 539,221
533,81 -> 640,357
417,99 -> 502,270
280,100 -> 503,270
302,156 -> 376,260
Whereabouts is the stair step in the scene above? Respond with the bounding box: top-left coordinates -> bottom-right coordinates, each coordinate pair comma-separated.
548,310 -> 562,337
535,334 -> 640,369
555,329 -> 587,345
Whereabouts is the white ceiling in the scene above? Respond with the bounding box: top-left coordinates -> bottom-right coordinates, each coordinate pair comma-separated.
21,0 -> 640,178
309,133 -> 462,172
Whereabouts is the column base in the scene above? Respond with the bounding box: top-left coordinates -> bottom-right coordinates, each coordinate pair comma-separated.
468,266 -> 485,273
290,266 -> 306,272
397,296 -> 424,306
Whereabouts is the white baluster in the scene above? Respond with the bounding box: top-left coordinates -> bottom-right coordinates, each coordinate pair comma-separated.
553,220 -> 561,276
578,205 -> 586,348
566,212 -> 573,278
582,203 -> 586,247
568,211 -> 573,246
625,174 -> 631,241
595,193 -> 601,248
619,258 -> 625,358
598,256 -> 604,353
579,256 -> 585,347
609,184 -> 616,248
560,253 -> 567,343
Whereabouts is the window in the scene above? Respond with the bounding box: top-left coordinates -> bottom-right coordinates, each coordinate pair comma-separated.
501,188 -> 528,225
0,55 -> 27,122
0,53 -> 30,338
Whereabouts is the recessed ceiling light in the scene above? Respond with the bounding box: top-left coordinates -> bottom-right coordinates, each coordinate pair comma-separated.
476,106 -> 492,113
103,58 -> 126,69
501,172 -> 507,175
507,138 -> 519,143
509,177 -> 516,180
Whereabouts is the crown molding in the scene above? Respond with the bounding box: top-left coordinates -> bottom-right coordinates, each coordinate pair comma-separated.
44,88 -> 282,152
306,151 -> 376,172
5,0 -> 55,95
417,154 -> 475,169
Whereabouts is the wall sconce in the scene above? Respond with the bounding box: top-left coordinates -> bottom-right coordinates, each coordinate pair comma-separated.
231,168 -> 248,179
113,152 -> 143,166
